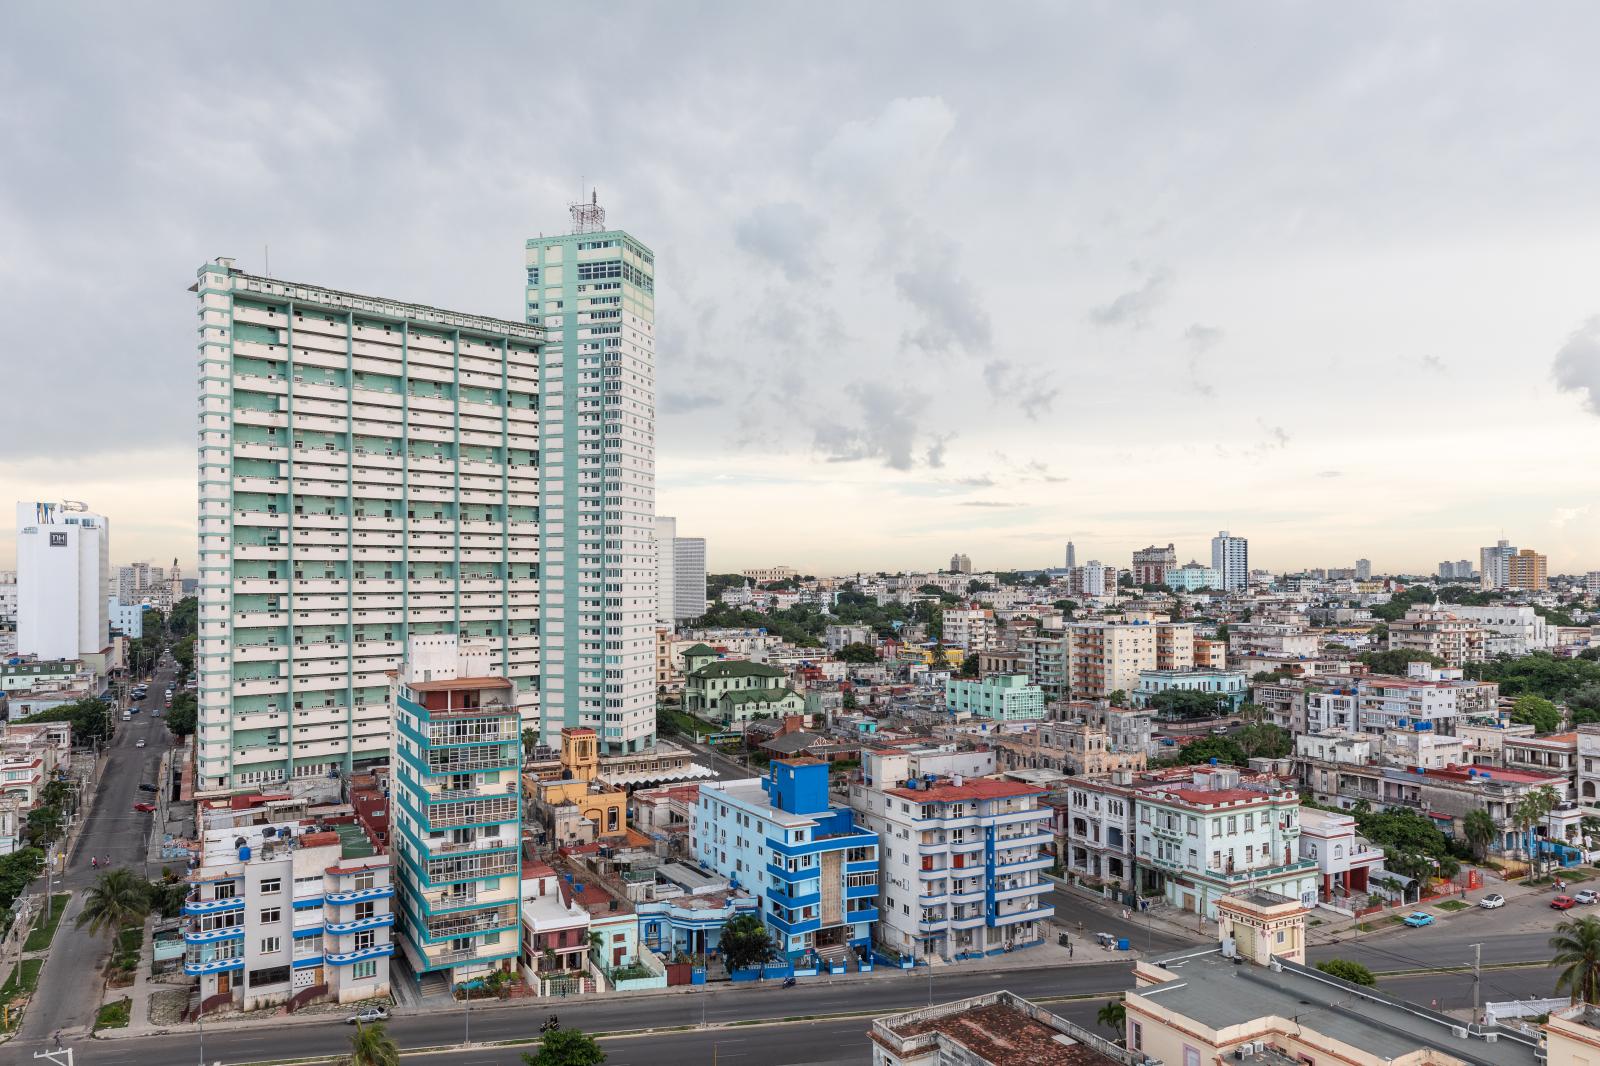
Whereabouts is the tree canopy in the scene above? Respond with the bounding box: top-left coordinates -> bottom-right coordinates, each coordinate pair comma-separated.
165,691 -> 198,737
523,1027 -> 607,1066
21,697 -> 112,744
1315,959 -> 1376,986
1469,653 -> 1600,702
1149,690 -> 1230,719
1155,735 -> 1247,768
1510,693 -> 1562,734
1359,649 -> 1445,674
835,642 -> 879,664
718,913 -> 779,972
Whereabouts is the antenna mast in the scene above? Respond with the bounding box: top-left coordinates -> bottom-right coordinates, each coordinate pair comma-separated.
569,187 -> 605,234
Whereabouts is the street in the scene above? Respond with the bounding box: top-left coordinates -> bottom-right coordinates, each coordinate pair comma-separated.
11,654 -> 181,1049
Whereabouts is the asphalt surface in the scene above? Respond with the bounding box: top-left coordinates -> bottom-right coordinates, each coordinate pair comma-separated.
13,655 -> 180,1048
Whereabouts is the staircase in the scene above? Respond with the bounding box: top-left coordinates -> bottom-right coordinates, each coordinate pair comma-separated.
813,943 -> 850,968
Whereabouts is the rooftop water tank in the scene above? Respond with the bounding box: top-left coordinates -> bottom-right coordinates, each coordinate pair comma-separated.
238,844 -> 252,861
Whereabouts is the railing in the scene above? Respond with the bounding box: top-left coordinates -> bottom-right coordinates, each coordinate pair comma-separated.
286,983 -> 328,1013
186,989 -> 235,1022
425,907 -> 517,940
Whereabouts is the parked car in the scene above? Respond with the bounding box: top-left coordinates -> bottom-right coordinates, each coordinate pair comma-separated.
1552,895 -> 1578,910
1401,912 -> 1435,927
132,802 -> 156,813
1211,725 -> 1229,734
137,783 -> 158,793
1575,890 -> 1598,905
347,1006 -> 390,1025
1478,894 -> 1506,909
135,739 -> 146,748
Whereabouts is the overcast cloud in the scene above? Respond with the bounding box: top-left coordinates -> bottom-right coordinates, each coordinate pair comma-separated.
3,3 -> 1600,574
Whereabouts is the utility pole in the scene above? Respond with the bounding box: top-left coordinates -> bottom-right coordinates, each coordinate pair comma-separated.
1471,942 -> 1482,1024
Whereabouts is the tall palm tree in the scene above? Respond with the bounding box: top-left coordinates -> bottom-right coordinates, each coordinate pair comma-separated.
1551,916 -> 1600,1005
343,1021 -> 401,1066
1463,808 -> 1497,861
75,867 -> 150,938
1097,999 -> 1126,1041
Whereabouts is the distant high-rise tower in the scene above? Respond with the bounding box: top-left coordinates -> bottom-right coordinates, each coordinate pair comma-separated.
1355,558 -> 1371,581
949,553 -> 972,575
527,194 -> 657,754
1065,541 -> 1076,570
15,500 -> 110,661
656,516 -> 707,623
1480,540 -> 1517,590
1210,531 -> 1249,591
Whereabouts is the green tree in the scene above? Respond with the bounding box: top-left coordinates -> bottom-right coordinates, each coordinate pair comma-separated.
0,849 -> 43,912
1552,916 -> 1600,1005
959,654 -> 980,678
523,1027 -> 607,1066
75,867 -> 151,939
1463,807 -> 1497,861
1236,723 -> 1291,760
1107,689 -> 1128,708
1358,649 -> 1446,674
1569,683 -> 1600,726
718,913 -> 778,972
171,634 -> 195,676
22,697 -> 111,745
1149,690 -> 1228,719
1096,999 -> 1126,1040
167,595 -> 199,638
1510,694 -> 1562,734
1315,959 -> 1376,986
342,1021 -> 402,1066
1155,736 -> 1247,768
25,806 -> 63,846
835,642 -> 879,664
165,691 -> 198,737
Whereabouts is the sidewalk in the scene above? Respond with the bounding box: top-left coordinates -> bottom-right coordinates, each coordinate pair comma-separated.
103,938 -> 1128,1040
1304,865 -> 1552,946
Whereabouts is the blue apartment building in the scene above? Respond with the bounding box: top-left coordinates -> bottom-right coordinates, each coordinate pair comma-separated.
693,759 -> 879,960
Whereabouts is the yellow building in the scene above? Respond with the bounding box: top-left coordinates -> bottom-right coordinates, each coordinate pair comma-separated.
527,728 -> 629,843
1510,549 -> 1549,592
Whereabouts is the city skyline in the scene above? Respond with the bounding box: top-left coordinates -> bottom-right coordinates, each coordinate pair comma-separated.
6,6 -> 1600,576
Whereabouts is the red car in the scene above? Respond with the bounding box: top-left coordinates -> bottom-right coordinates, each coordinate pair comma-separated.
1552,895 -> 1577,910
132,802 -> 156,813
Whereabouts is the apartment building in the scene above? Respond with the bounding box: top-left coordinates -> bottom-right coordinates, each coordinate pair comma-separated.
741,567 -> 796,584
655,516 -> 707,624
941,604 -> 997,651
182,816 -> 392,1014
1132,668 -> 1247,711
1442,604 -> 1553,656
944,674 -> 1046,722
192,259 -> 542,795
1209,531 -> 1248,591
0,570 -> 15,630
1227,622 -> 1318,662
1133,768 -> 1315,917
988,709 -> 1150,779
694,759 -> 880,960
1131,544 -> 1176,587
1062,620 -> 1195,698
526,202 -> 657,755
1387,607 -> 1488,668
390,637 -> 523,988
15,501 -> 110,662
1053,776 -> 1138,893
1165,561 -> 1220,591
851,755 -> 1053,962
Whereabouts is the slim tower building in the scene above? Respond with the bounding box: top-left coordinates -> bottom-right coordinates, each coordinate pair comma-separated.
526,195 -> 657,754
15,501 -> 110,661
1210,531 -> 1249,591
192,260 -> 543,795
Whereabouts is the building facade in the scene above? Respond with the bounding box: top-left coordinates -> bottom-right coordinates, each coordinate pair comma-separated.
655,515 -> 708,624
390,637 -> 523,988
694,759 -> 880,959
193,259 -> 542,794
527,201 -> 657,754
1209,531 -> 1248,591
851,762 -> 1053,962
1131,544 -> 1177,587
15,501 -> 110,662
944,675 -> 1046,722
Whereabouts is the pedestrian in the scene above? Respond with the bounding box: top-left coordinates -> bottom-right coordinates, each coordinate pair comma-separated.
53,1029 -> 62,1049
90,856 -> 96,869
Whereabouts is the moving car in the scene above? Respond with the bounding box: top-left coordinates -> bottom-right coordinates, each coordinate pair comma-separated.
137,783 -> 158,793
1401,912 -> 1435,927
132,802 -> 156,813
1211,725 -> 1229,734
1575,890 -> 1598,905
346,1006 -> 390,1025
1478,894 -> 1505,909
1552,895 -> 1578,910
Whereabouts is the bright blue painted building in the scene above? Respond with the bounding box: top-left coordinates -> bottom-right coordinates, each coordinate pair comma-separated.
693,759 -> 879,959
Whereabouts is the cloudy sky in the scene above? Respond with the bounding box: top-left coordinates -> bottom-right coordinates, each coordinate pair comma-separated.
4,3 -> 1600,577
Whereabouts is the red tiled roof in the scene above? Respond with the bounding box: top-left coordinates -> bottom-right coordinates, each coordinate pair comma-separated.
408,676 -> 514,692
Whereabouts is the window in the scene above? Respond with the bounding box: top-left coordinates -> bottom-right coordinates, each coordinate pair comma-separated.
352,960 -> 377,980
259,908 -> 282,924
259,878 -> 281,894
248,964 -> 290,987
260,936 -> 282,953
1132,1022 -> 1143,1050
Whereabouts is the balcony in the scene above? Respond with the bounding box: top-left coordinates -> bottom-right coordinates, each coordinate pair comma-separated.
184,953 -> 246,976
182,896 -> 245,916
326,942 -> 395,966
424,906 -> 519,940
424,835 -> 513,856
324,913 -> 396,934
325,884 -> 394,905
183,924 -> 245,944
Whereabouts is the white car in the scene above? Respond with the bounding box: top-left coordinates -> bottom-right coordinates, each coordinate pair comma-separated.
1478,893 -> 1505,909
347,1006 -> 390,1025
136,739 -> 146,748
1576,890 -> 1598,905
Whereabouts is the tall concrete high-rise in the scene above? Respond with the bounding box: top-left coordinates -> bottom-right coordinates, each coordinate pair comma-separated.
1480,540 -> 1516,590
654,516 -> 707,624
192,259 -> 543,795
1065,541 -> 1076,570
15,500 -> 110,661
526,195 -> 657,754
1355,558 -> 1372,581
1210,530 -> 1249,591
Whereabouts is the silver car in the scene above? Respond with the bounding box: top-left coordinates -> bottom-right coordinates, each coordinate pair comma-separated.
347,1006 -> 390,1025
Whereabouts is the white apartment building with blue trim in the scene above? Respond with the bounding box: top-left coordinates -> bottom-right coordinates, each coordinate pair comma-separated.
850,754 -> 1054,962
693,759 -> 880,959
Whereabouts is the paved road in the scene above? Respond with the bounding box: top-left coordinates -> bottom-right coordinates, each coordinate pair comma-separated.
14,656 -> 181,1047
1045,885 -> 1203,955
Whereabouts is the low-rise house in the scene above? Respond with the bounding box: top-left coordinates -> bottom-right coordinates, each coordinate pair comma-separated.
684,660 -> 804,725
1133,667 -> 1248,711
1297,807 -> 1384,903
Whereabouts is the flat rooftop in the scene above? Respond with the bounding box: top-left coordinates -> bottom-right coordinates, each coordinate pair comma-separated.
886,1001 -> 1122,1066
1139,950 -> 1541,1066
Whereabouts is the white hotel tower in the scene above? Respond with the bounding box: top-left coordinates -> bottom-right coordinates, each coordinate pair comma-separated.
192,260 -> 544,795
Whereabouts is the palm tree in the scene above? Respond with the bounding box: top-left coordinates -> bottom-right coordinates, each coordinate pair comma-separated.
1097,999 -> 1127,1042
1551,916 -> 1600,1005
343,1021 -> 401,1066
1463,808 -> 1497,862
75,867 -> 150,938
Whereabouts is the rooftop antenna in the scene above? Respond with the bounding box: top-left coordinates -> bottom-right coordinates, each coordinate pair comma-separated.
264,244 -> 270,278
570,184 -> 605,234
